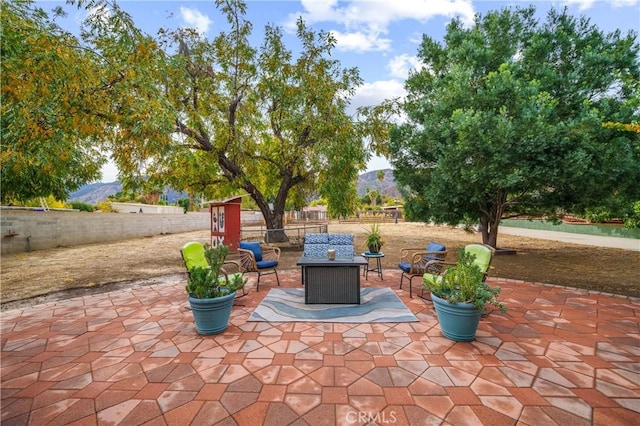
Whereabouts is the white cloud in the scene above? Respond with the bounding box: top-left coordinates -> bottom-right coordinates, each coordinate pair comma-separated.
180,7 -> 212,34
611,0 -> 640,6
351,79 -> 406,110
286,0 -> 475,53
386,54 -> 424,79
563,0 -> 596,11
330,29 -> 391,52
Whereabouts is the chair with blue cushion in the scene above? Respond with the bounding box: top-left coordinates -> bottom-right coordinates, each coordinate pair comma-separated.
398,241 -> 447,297
238,241 -> 281,291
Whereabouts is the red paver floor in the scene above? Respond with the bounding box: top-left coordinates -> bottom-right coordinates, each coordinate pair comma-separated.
1,269 -> 639,425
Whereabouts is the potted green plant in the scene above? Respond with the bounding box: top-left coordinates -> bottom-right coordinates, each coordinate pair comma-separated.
363,223 -> 384,253
423,248 -> 506,342
186,244 -> 246,335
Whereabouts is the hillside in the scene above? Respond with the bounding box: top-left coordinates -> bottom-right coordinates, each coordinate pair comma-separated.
68,169 -> 400,204
356,169 -> 400,198
68,181 -> 122,204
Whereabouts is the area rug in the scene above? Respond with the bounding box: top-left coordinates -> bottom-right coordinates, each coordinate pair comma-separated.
248,287 -> 418,323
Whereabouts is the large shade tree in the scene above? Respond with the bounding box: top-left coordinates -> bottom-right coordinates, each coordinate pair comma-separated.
389,6 -> 640,248
86,0 -> 386,239
2,0 -> 388,235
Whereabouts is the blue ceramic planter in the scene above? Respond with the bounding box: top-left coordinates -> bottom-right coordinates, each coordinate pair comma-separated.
188,292 -> 235,335
431,293 -> 483,342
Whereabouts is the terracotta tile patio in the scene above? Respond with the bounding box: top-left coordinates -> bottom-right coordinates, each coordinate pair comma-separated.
1,269 -> 639,425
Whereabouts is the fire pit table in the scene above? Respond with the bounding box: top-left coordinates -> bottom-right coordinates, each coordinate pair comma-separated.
296,256 -> 368,304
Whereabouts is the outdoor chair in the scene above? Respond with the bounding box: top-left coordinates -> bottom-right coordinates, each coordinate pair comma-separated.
421,243 -> 493,299
398,241 -> 447,297
238,241 -> 281,291
180,242 -> 246,296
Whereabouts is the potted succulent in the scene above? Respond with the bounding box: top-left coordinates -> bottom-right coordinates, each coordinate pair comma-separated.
423,248 -> 506,342
363,223 -> 384,253
185,244 -> 246,335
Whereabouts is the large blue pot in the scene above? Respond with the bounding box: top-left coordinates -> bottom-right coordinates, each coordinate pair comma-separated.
431,293 -> 483,342
188,292 -> 235,335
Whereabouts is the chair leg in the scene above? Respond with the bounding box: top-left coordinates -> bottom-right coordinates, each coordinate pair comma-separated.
419,287 -> 431,301
408,275 -> 421,298
256,269 -> 279,290
399,272 -> 406,289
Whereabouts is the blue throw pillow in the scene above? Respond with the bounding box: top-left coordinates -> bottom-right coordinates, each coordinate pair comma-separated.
425,242 -> 446,261
240,241 -> 262,261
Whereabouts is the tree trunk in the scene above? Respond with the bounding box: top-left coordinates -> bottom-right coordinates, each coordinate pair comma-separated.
480,191 -> 505,248
481,217 -> 499,248
262,209 -> 289,243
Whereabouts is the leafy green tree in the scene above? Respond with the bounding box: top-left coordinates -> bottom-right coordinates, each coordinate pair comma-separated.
77,0 -> 384,240
1,0 -> 108,203
389,6 -> 640,247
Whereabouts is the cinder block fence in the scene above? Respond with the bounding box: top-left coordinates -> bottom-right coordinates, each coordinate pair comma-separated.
0,210 -> 210,255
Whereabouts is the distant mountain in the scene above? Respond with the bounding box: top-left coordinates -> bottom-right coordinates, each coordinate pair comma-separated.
356,169 -> 400,198
67,182 -> 187,205
68,169 -> 399,205
68,181 -> 122,204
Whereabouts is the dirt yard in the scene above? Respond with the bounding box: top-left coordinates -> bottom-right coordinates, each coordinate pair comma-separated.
2,222 -> 638,309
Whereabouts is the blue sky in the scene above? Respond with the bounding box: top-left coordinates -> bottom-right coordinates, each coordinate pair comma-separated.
41,0 -> 640,182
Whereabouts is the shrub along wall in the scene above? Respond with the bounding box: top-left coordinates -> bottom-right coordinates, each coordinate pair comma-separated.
0,210 -> 210,255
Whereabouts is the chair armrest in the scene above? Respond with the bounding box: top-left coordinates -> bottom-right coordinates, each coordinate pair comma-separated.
423,260 -> 454,274
400,247 -> 428,263
409,250 -> 448,273
221,259 -> 241,274
237,248 -> 257,272
261,246 -> 281,261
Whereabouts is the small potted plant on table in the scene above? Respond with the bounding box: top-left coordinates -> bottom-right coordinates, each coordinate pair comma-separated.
363,223 -> 384,253
186,244 -> 246,335
423,248 -> 506,342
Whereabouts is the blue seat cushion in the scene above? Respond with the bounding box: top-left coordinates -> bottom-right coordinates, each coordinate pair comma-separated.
398,262 -> 411,273
240,241 -> 262,261
256,260 -> 278,269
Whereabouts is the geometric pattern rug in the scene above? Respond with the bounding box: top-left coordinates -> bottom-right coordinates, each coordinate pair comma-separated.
247,287 -> 418,323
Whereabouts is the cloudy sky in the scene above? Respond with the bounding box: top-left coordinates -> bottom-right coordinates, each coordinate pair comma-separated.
44,0 -> 640,181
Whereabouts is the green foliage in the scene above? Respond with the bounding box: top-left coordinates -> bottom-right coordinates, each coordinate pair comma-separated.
309,198 -> 328,207
61,0 -> 386,233
389,6 -> 640,248
625,201 -> 640,229
424,249 -> 506,313
109,191 -> 136,202
1,0 -> 107,203
15,195 -> 68,209
96,200 -> 114,212
583,207 -> 615,224
362,223 -> 384,251
177,198 -> 190,213
185,244 -> 246,299
70,201 -> 96,212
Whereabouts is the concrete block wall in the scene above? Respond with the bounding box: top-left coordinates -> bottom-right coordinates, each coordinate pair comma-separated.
0,210 -> 210,255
